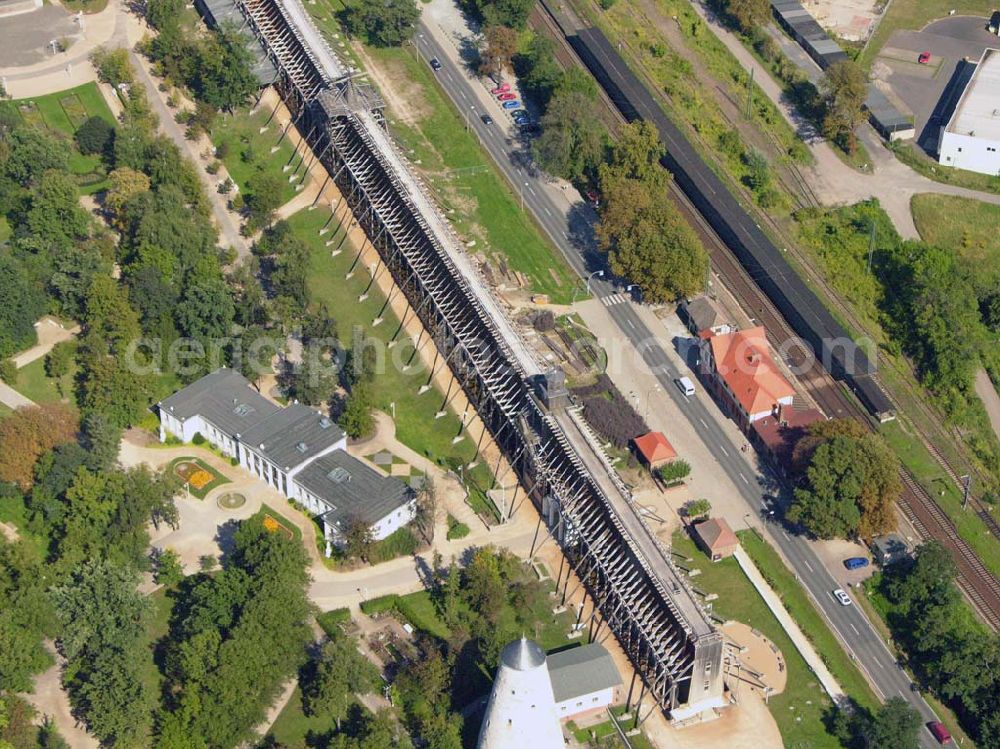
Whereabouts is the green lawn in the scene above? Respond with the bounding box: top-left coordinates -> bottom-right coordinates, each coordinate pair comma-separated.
250,502 -> 303,542
139,586 -> 175,710
0,403 -> 11,420
888,142 -> 1000,194
910,194 -> 1000,262
288,207 -> 499,519
267,687 -> 343,748
672,530 -> 844,749
10,82 -> 115,194
364,45 -> 578,303
209,107 -> 307,205
13,357 -> 74,407
739,531 -> 879,711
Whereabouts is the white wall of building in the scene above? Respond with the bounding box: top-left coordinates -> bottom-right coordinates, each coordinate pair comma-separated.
554,686 -> 615,719
938,131 -> 1000,176
370,499 -> 417,541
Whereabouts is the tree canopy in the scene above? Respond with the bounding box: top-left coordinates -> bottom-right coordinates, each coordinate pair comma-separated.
342,0 -> 420,47
820,60 -> 868,154
787,426 -> 900,539
595,122 -> 708,302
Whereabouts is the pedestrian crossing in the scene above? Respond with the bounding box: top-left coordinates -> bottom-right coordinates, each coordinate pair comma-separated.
601,293 -> 630,306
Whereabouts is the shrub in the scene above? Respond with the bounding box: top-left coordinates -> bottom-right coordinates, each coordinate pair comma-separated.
659,459 -> 691,485
0,358 -> 16,383
360,594 -> 400,616
580,393 -> 646,449
686,498 -> 711,518
75,116 -> 114,155
316,607 -> 351,637
446,514 -> 470,540
367,527 -> 419,564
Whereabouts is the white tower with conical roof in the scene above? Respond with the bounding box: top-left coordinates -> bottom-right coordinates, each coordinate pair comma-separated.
476,638 -> 564,749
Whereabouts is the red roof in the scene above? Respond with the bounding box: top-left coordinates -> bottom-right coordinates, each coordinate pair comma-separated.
694,518 -> 739,553
708,327 -> 796,417
632,431 -> 677,465
753,408 -> 825,465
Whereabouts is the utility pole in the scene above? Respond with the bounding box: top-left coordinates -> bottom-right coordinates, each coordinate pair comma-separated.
746,67 -> 755,119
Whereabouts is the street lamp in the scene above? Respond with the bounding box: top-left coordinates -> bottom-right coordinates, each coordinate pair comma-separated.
519,181 -> 528,211
571,270 -> 604,304
587,270 -> 605,294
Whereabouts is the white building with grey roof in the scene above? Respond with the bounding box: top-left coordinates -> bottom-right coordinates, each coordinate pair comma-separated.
938,48 -> 1000,176
158,368 -> 416,552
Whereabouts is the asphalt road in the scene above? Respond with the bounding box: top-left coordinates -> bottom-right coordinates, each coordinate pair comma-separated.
412,22 -> 943,745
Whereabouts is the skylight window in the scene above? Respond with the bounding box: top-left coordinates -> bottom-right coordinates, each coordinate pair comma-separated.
233,403 -> 255,417
296,442 -> 308,453
327,466 -> 350,483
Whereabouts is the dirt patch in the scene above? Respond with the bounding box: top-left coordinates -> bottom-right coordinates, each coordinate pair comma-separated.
353,43 -> 432,125
723,621 -> 787,696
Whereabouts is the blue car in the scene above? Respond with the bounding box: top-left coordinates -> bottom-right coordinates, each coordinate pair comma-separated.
843,557 -> 869,570
502,100 -> 521,110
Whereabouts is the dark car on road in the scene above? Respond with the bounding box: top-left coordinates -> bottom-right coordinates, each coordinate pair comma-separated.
429,57 -> 442,71
480,114 -> 494,125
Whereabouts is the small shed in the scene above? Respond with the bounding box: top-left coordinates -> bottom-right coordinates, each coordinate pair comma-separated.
694,518 -> 739,561
871,533 -> 909,566
632,431 -> 677,470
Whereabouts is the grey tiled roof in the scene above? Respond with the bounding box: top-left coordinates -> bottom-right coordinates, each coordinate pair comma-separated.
547,644 -> 622,703
158,368 -> 280,437
240,403 -> 345,472
297,451 -> 413,531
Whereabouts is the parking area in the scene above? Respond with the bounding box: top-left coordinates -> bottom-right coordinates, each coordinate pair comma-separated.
0,4 -> 79,68
871,15 -> 998,154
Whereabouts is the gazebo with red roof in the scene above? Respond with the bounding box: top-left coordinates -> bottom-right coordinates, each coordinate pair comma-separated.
631,431 -> 678,471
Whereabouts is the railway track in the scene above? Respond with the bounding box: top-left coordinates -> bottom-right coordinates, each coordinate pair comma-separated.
529,0 -> 1000,631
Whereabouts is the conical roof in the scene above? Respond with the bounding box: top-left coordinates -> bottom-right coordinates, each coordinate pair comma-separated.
500,637 -> 545,671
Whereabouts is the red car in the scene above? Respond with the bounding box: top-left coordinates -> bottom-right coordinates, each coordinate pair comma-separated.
498,92 -> 517,101
918,51 -> 932,64
927,721 -> 952,745
491,82 -> 511,94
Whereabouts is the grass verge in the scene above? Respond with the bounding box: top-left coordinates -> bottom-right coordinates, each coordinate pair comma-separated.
739,530 -> 879,711
889,142 -> 1000,195
880,420 -> 1000,580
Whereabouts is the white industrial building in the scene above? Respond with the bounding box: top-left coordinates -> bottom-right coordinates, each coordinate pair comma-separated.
158,368 -> 417,551
938,48 -> 1000,176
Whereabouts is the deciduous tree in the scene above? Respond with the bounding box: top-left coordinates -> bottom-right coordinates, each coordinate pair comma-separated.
0,404 -> 78,490
788,431 -> 900,539
478,25 -> 519,80
820,60 -> 868,154
342,0 -> 419,47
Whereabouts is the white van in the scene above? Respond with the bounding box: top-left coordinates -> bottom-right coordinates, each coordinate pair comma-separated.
676,376 -> 696,396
